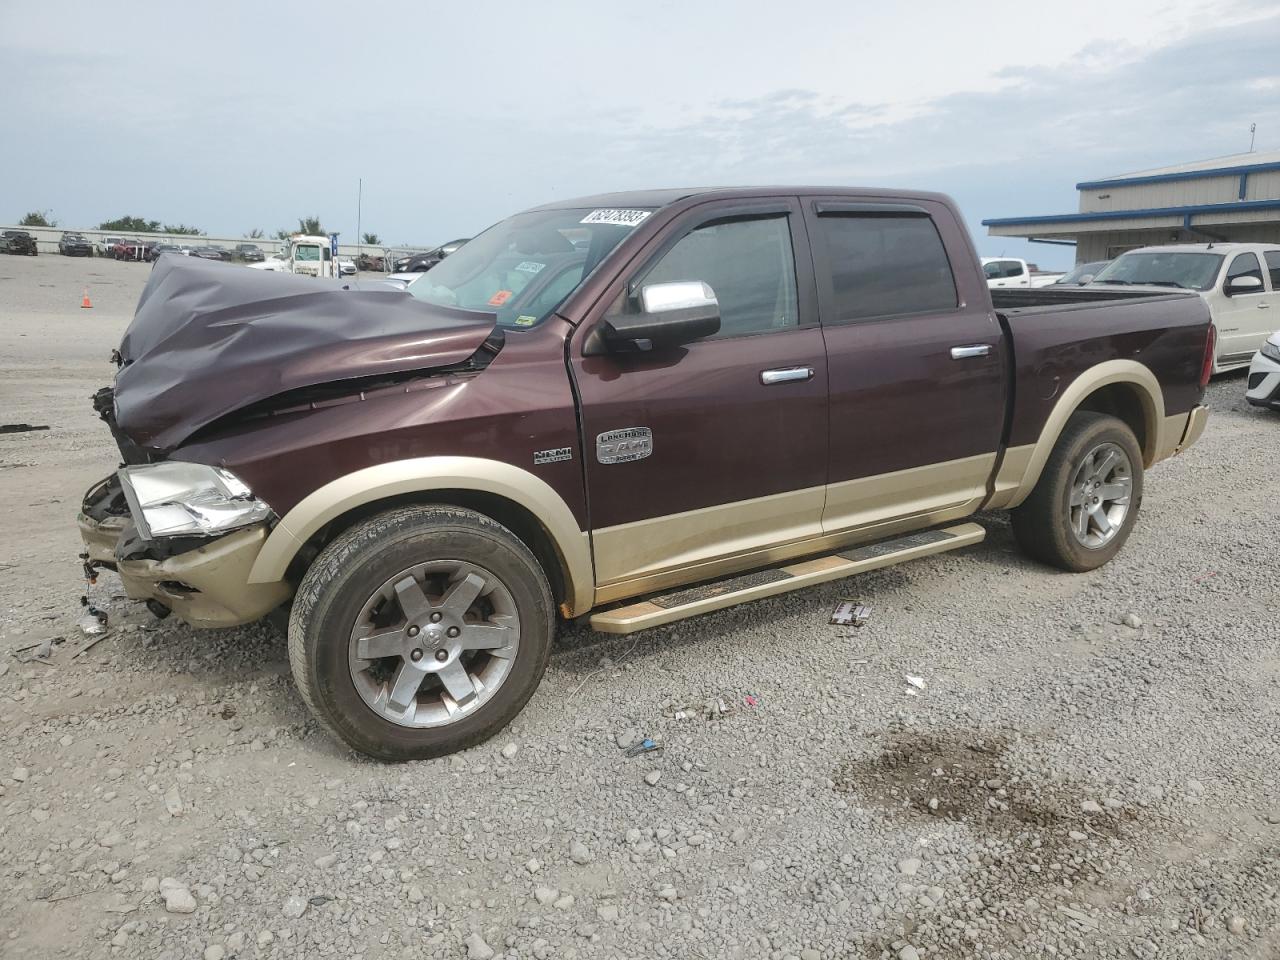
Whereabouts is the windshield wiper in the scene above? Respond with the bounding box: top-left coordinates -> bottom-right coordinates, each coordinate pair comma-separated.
1143,280 -> 1187,289
1094,279 -> 1130,285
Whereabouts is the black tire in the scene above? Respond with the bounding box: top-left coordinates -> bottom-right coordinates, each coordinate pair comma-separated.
1010,412 -> 1144,572
288,505 -> 554,761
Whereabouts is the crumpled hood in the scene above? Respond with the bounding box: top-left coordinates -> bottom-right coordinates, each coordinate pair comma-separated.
112,255 -> 496,451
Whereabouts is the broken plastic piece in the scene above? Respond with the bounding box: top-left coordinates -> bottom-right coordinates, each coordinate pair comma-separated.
78,609 -> 108,636
623,738 -> 661,758
830,599 -> 871,626
905,675 -> 926,689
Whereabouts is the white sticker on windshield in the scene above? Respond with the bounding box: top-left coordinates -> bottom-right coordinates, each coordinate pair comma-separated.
515,261 -> 546,274
580,208 -> 651,228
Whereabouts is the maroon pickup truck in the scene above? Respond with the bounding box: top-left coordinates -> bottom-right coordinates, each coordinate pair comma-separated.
79,187 -> 1212,760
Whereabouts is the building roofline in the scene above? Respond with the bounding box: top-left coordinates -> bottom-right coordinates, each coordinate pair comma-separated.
982,197 -> 1280,228
1076,159 -> 1280,191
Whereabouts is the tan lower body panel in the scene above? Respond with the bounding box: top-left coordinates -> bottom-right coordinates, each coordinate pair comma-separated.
589,522 -> 985,634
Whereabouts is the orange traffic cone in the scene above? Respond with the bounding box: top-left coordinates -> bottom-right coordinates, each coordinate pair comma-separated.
81,289 -> 93,309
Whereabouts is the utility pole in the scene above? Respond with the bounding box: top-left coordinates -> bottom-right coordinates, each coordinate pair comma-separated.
1249,123 -> 1257,152
356,178 -> 363,270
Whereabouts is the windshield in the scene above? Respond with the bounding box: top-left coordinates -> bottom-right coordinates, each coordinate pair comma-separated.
407,207 -> 653,327
294,244 -> 321,262
1091,251 -> 1223,290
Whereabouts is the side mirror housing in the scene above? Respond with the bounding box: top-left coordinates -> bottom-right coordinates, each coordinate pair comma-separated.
1225,274 -> 1264,296
589,281 -> 721,354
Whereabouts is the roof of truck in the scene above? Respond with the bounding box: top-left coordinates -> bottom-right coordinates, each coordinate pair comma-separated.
528,186 -> 952,212
1121,242 -> 1280,254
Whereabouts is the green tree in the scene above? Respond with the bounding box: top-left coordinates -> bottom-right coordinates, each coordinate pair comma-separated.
20,210 -> 57,227
246,227 -> 265,239
163,223 -> 203,236
362,232 -> 380,245
297,216 -> 325,235
99,215 -> 161,233
274,228 -> 293,241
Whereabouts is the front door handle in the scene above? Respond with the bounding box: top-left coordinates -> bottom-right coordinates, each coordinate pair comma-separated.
950,344 -> 991,359
760,366 -> 814,385
1259,302 -> 1271,309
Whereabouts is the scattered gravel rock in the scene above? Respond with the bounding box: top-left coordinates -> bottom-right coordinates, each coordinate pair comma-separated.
465,931 -> 495,960
159,878 -> 196,915
281,895 -> 307,919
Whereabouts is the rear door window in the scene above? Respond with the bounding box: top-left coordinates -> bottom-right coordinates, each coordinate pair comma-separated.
1263,251 -> 1280,290
816,214 -> 957,322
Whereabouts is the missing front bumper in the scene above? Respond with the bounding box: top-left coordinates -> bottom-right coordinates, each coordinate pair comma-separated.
78,477 -> 291,629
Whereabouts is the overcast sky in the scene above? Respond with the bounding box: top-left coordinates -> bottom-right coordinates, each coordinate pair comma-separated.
3,0 -> 1279,267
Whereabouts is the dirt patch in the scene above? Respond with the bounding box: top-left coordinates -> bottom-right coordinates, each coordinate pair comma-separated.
838,730 -> 1156,956
838,730 -> 1138,843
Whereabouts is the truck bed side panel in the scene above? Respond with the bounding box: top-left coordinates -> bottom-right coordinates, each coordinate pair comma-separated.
1001,294 -> 1211,449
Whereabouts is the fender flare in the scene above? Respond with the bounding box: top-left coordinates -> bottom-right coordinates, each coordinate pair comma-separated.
247,456 -> 594,615
997,359 -> 1167,510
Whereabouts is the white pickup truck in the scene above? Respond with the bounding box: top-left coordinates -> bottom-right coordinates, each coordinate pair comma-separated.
982,257 -> 1064,288
248,235 -> 339,278
1088,243 -> 1280,372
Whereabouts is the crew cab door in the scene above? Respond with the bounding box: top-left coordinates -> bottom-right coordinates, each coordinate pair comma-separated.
570,199 -> 829,599
1216,251 -> 1276,366
803,198 -> 1006,535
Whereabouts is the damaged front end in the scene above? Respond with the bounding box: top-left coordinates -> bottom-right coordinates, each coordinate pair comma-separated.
78,470 -> 291,629
78,254 -> 505,630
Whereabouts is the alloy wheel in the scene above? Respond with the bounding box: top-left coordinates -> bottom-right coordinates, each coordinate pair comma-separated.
1068,441 -> 1133,549
347,560 -> 520,728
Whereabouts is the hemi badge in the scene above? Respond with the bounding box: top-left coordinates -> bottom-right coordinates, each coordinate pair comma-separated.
534,447 -> 573,465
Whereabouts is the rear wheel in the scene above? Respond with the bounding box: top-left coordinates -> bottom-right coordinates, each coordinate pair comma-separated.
289,505 -> 554,760
1010,412 -> 1143,572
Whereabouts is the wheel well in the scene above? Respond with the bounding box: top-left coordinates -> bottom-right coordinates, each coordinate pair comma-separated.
286,490 -> 571,615
1074,383 -> 1152,462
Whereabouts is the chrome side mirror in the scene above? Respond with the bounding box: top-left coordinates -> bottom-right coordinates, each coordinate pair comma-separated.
1225,274 -> 1263,296
587,281 -> 722,355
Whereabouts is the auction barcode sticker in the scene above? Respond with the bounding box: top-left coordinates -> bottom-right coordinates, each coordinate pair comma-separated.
580,209 -> 651,227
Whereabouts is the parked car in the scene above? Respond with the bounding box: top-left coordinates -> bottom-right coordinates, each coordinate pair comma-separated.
98,236 -> 125,257
0,230 -> 39,256
1052,260 -> 1110,286
982,257 -> 1064,288
234,243 -> 266,263
1090,243 -> 1280,372
58,233 -> 95,257
79,186 -> 1212,760
338,257 -> 357,277
1245,329 -> 1280,410
113,239 -> 152,261
191,245 -> 232,262
393,238 -> 469,273
147,243 -> 184,261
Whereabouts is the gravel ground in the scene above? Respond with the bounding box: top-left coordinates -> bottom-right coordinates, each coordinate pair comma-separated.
1,254 -> 1277,960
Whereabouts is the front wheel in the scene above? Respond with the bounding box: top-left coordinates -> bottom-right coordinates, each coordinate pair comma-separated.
1010,412 -> 1144,572
288,505 -> 554,761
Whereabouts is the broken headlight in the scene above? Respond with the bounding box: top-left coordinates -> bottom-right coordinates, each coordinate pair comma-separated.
117,462 -> 272,538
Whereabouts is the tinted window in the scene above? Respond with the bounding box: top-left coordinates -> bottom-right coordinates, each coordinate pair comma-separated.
1265,252 -> 1280,290
819,215 -> 957,321
1227,252 -> 1263,287
642,216 -> 798,337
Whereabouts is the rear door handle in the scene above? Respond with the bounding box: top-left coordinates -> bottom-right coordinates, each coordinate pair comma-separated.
950,344 -> 991,359
760,366 -> 814,385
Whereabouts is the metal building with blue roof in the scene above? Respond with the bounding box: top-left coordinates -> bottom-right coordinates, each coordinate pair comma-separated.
983,149 -> 1280,264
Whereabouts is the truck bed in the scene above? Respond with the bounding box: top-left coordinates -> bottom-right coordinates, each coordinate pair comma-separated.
990,286 -> 1197,312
